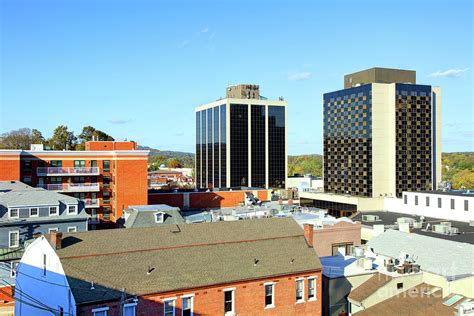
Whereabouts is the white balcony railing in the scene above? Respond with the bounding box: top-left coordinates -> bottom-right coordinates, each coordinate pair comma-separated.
83,198 -> 100,208
38,183 -> 100,193
37,167 -> 100,176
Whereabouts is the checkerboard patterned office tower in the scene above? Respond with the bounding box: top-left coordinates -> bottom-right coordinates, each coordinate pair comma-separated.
323,68 -> 441,198
195,84 -> 287,189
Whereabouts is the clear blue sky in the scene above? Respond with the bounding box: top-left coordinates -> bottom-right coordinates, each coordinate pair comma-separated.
1,0 -> 472,154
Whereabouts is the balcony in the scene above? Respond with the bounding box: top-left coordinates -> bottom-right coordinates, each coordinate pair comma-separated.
83,198 -> 100,208
37,167 -> 100,176
38,183 -> 100,193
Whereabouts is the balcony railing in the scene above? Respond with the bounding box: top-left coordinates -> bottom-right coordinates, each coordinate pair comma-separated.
38,183 -> 100,193
37,167 -> 100,176
83,198 -> 100,208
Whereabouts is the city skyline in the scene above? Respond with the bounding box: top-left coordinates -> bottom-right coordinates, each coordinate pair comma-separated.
1,0 -> 473,154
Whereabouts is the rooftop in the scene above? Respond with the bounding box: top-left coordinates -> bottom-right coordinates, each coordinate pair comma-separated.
352,211 -> 474,244
367,229 -> 474,280
348,273 -> 393,302
52,217 -> 322,304
123,204 -> 185,228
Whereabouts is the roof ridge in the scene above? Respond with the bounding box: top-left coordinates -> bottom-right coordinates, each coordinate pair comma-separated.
60,234 -> 306,260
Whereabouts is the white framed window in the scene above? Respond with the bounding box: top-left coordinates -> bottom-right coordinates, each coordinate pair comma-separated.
223,288 -> 235,315
9,208 -> 19,218
295,279 -> 305,303
123,303 -> 137,316
10,261 -> 20,278
181,294 -> 194,316
163,298 -> 176,316
154,212 -> 165,223
67,205 -> 78,215
308,277 -> 317,301
48,228 -> 58,234
9,231 -> 19,248
49,206 -> 59,216
30,207 -> 39,217
92,307 -> 109,316
264,282 -> 275,308
67,226 -> 77,233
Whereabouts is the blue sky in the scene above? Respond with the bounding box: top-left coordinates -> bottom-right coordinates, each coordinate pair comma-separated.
1,0 -> 472,154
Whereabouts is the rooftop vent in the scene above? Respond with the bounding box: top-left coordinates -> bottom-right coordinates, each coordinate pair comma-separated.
432,222 -> 460,235
362,214 -> 380,222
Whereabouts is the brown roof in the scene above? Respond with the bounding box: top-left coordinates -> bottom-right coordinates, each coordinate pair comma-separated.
354,283 -> 461,316
52,218 -> 322,305
348,273 -> 392,302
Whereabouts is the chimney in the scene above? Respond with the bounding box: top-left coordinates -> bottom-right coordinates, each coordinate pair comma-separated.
303,224 -> 314,247
50,231 -> 63,250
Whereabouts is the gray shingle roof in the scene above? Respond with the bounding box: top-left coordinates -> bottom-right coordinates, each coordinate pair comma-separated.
0,181 -> 34,193
123,205 -> 185,228
0,187 -> 79,208
55,217 -> 322,305
367,229 -> 474,280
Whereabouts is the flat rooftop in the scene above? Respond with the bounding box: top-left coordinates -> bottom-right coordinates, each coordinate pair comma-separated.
352,211 -> 474,244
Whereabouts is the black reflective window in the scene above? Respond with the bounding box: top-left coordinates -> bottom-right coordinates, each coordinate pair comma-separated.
201,110 -> 207,187
230,104 -> 248,187
220,105 -> 227,187
207,108 -> 213,188
268,106 -> 285,188
251,105 -> 266,188
214,106 -> 220,186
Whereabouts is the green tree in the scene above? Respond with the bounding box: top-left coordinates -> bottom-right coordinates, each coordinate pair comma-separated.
79,126 -> 114,143
452,169 -> 474,189
168,158 -> 183,168
48,125 -> 77,150
31,129 -> 45,144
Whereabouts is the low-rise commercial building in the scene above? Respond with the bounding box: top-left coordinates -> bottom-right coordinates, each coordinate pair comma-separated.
15,218 -> 323,315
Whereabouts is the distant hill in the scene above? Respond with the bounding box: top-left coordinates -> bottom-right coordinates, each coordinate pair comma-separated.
288,154 -> 322,177
139,146 -> 195,169
139,146 -> 194,159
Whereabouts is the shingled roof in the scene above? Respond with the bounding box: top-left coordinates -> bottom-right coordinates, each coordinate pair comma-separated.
348,273 -> 393,302
54,217 -> 322,305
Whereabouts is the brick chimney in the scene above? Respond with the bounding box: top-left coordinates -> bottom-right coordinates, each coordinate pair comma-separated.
50,231 -> 63,250
303,224 -> 314,247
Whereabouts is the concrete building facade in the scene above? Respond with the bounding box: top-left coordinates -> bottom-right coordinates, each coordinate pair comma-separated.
0,141 -> 149,226
195,85 -> 287,189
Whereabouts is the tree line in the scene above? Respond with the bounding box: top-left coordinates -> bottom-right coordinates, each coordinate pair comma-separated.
0,126 -> 114,150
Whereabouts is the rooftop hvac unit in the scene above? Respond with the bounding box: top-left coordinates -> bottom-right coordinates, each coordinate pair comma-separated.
362,215 -> 380,222
440,222 -> 452,227
433,224 -> 450,234
449,227 -> 460,235
357,258 -> 373,270
412,221 -> 422,229
457,300 -> 474,315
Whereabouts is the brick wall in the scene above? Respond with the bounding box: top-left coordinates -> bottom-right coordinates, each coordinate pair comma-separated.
0,155 -> 20,181
79,271 -> 322,316
312,221 -> 361,257
114,159 -> 148,219
148,193 -> 184,208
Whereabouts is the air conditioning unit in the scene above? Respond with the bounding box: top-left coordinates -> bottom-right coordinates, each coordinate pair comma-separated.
412,221 -> 422,229
449,227 -> 460,235
433,224 -> 450,234
363,215 -> 380,222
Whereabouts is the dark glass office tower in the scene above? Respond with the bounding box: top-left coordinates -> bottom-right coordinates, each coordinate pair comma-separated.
195,86 -> 287,189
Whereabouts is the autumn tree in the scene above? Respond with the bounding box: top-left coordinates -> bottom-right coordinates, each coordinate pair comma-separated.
0,128 -> 44,149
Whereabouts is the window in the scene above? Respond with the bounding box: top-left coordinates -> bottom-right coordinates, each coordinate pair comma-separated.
308,278 -> 316,301
426,196 -> 430,207
48,228 -> 58,233
438,198 -> 442,208
451,199 -> 455,210
50,160 -> 62,167
49,206 -> 59,216
103,207 -> 111,220
155,212 -> 164,223
223,289 -> 234,314
42,254 -> 47,277
23,176 -> 32,184
465,200 -> 469,211
403,195 -> 407,204
331,242 -> 353,256
67,226 -> 77,233
30,208 -> 39,217
9,231 -> 19,248
103,190 -> 111,204
74,160 -> 86,168
397,282 -> 403,289
23,160 -> 32,171
296,279 -> 304,303
9,208 -> 19,218
91,160 -> 98,167
264,283 -> 274,308
414,195 -> 418,206
181,295 -> 193,316
163,298 -> 176,316
92,307 -> 109,316
10,261 -> 19,278
123,303 -> 136,316
103,176 -> 111,189
103,160 -> 110,172
67,205 -> 77,215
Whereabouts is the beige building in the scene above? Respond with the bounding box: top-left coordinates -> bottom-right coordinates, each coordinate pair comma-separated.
226,84 -> 260,99
301,67 -> 442,216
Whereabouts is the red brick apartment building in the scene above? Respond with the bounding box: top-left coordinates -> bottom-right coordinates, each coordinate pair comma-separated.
0,141 -> 148,226
16,218 -> 323,316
